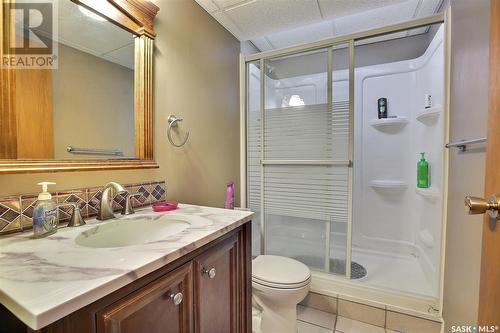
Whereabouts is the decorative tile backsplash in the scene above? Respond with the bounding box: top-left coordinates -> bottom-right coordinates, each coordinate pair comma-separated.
0,181 -> 166,236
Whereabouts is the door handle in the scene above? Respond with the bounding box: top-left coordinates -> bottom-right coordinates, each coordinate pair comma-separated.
464,194 -> 500,219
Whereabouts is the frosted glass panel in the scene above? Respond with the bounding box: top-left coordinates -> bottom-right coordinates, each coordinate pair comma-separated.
263,165 -> 349,275
248,47 -> 351,277
265,214 -> 327,271
247,61 -> 261,257
264,50 -> 330,161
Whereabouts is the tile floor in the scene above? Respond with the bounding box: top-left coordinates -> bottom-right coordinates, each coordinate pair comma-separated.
297,305 -> 397,333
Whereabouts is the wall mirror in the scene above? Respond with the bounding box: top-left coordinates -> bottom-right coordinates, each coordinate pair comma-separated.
0,0 -> 159,173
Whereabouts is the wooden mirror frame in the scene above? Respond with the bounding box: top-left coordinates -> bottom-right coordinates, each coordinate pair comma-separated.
0,0 -> 159,174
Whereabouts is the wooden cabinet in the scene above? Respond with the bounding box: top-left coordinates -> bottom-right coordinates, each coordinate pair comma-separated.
16,223 -> 251,333
96,262 -> 193,333
194,235 -> 239,333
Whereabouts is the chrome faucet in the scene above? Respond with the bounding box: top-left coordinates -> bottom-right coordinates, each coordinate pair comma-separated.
97,182 -> 129,221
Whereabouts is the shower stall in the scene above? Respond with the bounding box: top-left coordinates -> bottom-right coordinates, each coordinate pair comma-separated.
241,13 -> 448,317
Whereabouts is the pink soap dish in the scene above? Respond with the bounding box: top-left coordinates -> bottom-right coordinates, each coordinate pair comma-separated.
152,201 -> 178,212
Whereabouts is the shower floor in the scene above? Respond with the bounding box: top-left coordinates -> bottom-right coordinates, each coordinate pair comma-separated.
351,248 -> 436,297
290,247 -> 436,297
294,255 -> 367,279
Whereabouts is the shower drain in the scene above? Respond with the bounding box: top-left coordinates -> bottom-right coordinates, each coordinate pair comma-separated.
294,256 -> 367,279
331,259 -> 367,279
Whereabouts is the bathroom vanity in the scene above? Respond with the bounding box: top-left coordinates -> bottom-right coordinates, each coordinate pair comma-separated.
0,205 -> 253,333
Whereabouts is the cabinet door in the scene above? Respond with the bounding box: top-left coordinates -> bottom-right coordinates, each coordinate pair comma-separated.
97,262 -> 193,333
194,234 -> 239,333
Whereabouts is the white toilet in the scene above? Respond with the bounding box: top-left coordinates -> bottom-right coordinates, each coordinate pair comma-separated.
252,255 -> 311,333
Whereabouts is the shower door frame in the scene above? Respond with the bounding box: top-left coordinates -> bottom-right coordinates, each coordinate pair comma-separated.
240,12 -> 449,317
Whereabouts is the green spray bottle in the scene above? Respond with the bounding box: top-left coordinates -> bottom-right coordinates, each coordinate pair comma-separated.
417,152 -> 430,188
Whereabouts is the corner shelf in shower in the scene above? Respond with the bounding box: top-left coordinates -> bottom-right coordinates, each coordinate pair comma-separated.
415,187 -> 440,200
369,180 -> 408,190
416,106 -> 442,124
369,117 -> 408,131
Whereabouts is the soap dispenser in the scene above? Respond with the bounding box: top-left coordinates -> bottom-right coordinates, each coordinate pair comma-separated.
417,153 -> 430,188
33,182 -> 58,238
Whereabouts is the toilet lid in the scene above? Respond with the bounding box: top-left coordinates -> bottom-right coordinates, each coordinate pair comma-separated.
252,255 -> 311,287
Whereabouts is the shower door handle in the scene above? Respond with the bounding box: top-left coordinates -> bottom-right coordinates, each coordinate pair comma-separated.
464,194 -> 500,219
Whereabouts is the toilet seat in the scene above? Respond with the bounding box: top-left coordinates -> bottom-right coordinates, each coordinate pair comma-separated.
252,255 -> 311,289
253,276 -> 310,289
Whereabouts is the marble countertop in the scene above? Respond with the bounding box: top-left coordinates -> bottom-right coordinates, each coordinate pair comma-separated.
0,204 -> 253,330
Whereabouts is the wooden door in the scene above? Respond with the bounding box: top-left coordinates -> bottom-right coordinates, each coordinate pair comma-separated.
479,0 -> 500,325
0,4 -> 53,159
194,234 -> 239,333
96,262 -> 193,333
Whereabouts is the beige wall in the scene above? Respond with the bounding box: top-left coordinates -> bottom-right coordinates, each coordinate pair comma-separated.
443,0 -> 490,329
53,43 -> 135,159
0,0 -> 241,208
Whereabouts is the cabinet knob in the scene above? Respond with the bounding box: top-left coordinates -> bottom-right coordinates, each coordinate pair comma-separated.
169,292 -> 183,306
202,267 -> 216,279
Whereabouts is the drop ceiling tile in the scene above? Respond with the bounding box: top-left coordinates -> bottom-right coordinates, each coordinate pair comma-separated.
197,0 -> 442,50
267,20 -> 334,49
212,11 -> 246,39
416,0 -> 443,16
318,0 -> 408,20
332,1 -> 418,36
223,0 -> 322,39
196,0 -> 221,13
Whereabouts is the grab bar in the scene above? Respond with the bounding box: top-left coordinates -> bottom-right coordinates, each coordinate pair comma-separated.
66,146 -> 124,156
445,137 -> 487,151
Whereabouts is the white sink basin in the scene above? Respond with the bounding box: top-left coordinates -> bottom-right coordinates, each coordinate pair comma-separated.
75,214 -> 207,248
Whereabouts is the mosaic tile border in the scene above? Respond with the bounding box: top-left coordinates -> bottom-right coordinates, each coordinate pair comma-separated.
0,181 -> 166,235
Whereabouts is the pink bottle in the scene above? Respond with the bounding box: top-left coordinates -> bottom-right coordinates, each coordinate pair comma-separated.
225,181 -> 234,209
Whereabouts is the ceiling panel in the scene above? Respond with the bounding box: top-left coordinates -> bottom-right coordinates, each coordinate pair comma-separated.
332,1 -> 418,36
318,0 -> 409,20
223,0 -> 322,39
212,10 -> 246,38
417,0 -> 443,16
195,0 -> 221,13
195,0 -> 444,52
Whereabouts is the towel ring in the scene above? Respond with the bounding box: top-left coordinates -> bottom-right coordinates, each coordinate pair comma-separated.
167,115 -> 190,148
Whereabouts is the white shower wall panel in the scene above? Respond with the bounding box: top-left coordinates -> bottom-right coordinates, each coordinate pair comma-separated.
354,71 -> 418,254
353,26 -> 444,296
413,32 -> 445,290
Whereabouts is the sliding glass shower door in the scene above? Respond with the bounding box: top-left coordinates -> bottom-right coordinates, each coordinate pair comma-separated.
246,44 -> 353,277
